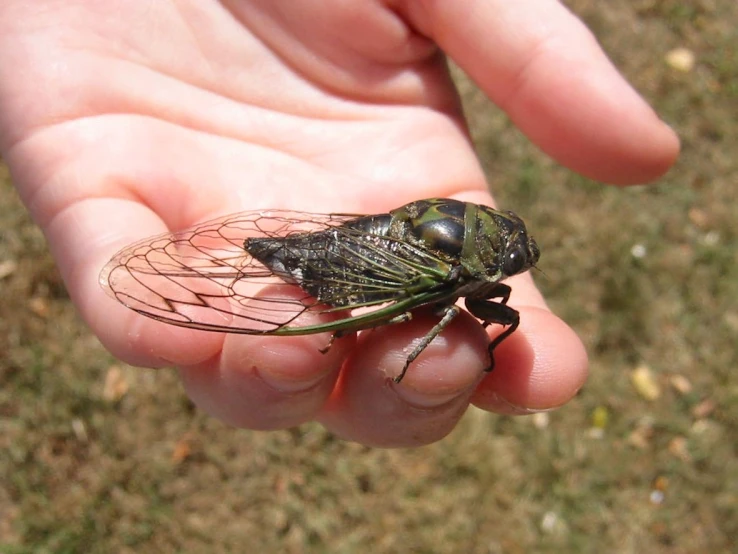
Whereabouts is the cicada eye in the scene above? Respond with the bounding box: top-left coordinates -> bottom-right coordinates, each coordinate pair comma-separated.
503,246 -> 527,276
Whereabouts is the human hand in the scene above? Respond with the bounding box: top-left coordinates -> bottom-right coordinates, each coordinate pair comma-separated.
0,1 -> 678,446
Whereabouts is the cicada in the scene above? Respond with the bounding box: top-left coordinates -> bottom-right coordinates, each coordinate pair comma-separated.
100,198 -> 540,382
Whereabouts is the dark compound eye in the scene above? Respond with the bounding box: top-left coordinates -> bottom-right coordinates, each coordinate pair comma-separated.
503,246 -> 527,276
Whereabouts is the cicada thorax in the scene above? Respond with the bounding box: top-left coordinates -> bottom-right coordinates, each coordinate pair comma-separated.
387,198 -> 539,284
387,198 -> 468,260
387,198 -> 509,282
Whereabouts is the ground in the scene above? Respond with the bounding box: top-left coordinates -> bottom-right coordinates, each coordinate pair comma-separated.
1,2 -> 736,552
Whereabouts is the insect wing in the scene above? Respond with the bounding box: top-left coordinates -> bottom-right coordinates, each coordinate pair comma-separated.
100,210 -> 359,333
100,210 -> 452,335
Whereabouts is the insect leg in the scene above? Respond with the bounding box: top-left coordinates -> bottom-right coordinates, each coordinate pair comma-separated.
394,304 -> 460,384
464,295 -> 520,372
477,284 -> 511,329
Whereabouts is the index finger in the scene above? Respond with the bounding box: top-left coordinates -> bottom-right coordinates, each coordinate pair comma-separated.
403,0 -> 680,183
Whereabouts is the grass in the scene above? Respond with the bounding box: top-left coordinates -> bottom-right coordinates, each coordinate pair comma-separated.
1,3 -> 737,552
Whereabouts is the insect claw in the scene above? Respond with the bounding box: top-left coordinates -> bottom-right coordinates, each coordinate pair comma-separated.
387,312 -> 412,325
393,363 -> 411,383
481,319 -> 519,373
319,332 -> 340,354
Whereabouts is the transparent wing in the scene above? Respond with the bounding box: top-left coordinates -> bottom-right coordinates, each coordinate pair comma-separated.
100,209 -> 451,334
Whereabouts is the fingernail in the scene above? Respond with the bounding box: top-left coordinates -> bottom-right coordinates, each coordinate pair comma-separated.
255,365 -> 333,393
392,384 -> 464,408
485,392 -> 558,415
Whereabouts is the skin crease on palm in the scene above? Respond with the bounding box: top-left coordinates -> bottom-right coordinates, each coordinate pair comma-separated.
0,1 -> 678,447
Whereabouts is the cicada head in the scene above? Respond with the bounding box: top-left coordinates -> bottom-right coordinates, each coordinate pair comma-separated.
467,206 -> 540,282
